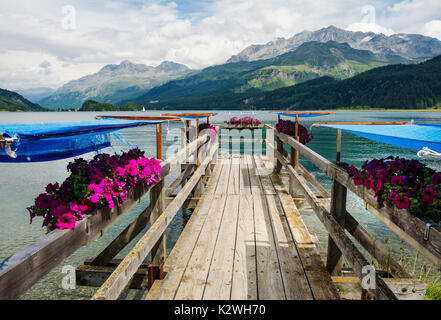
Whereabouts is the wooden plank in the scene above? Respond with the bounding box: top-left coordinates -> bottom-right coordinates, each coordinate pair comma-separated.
253,195 -> 285,300
239,156 -> 252,196
165,164 -> 195,197
76,264 -> 148,290
231,194 -> 257,300
145,161 -> 224,300
332,277 -> 426,300
215,157 -> 231,195
228,156 -> 240,195
203,195 -> 240,299
174,196 -> 228,299
253,155 -> 276,195
91,141 -> 218,300
270,173 -> 340,300
295,163 -> 329,198
265,193 -> 313,300
150,179 -> 166,265
246,155 -> 262,195
0,181 -> 149,300
276,131 -> 441,269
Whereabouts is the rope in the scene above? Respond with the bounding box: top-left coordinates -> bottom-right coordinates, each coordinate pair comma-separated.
417,147 -> 441,159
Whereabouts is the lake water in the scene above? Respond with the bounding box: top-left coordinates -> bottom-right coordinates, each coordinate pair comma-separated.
1,110 -> 440,299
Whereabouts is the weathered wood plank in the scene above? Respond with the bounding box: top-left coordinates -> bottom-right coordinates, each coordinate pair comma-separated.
215,158 -> 231,195
269,173 -> 340,300
203,194 -> 240,299
246,155 -> 262,195
332,277 -> 426,300
92,141 -> 218,300
231,194 -> 257,300
145,161 -> 224,300
253,195 -> 285,300
239,156 -> 252,196
228,156 -> 240,195
265,193 -> 314,300
253,155 -> 276,195
174,196 -> 227,299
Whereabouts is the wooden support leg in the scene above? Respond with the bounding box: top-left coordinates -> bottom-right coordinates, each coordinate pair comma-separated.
276,137 -> 283,174
150,179 -> 166,265
326,162 -> 349,276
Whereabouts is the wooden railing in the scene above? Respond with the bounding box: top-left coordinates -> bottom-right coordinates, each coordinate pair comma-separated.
91,132 -> 219,300
270,124 -> 437,300
0,132 -> 212,300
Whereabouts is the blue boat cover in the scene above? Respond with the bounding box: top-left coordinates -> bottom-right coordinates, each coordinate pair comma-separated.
319,124 -> 441,153
0,119 -> 164,162
273,112 -> 331,118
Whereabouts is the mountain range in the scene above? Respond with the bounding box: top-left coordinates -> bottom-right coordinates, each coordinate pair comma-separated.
227,25 -> 441,63
130,41 -> 408,105
140,54 -> 441,110
0,88 -> 46,112
6,25 -> 441,111
39,60 -> 193,109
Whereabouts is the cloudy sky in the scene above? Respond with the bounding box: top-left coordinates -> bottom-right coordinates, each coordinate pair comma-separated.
1,0 -> 440,90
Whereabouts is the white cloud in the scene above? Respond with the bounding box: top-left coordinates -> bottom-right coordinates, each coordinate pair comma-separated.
0,0 -> 440,90
422,20 -> 441,40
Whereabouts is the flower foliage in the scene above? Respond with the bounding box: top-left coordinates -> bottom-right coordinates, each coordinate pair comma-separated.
348,156 -> 441,222
198,123 -> 217,137
276,119 -> 314,145
27,148 -> 161,231
224,116 -> 261,127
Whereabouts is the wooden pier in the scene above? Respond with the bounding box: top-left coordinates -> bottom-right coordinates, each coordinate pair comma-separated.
0,120 -> 435,300
146,154 -> 338,300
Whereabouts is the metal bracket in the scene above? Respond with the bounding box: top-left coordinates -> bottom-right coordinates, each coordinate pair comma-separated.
146,263 -> 165,290
424,223 -> 441,241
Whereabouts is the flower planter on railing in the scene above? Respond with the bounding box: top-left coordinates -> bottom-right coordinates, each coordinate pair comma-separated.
223,116 -> 262,130
27,148 -> 161,231
348,157 -> 440,223
276,119 -> 313,145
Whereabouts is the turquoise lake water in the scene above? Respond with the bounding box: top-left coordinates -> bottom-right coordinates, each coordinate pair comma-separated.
0,110 -> 440,299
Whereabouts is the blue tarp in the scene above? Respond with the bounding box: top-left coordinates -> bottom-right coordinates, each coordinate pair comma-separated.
0,119 -> 164,162
319,124 -> 441,153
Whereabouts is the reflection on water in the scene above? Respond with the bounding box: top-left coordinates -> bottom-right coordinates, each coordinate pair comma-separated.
0,110 -> 440,299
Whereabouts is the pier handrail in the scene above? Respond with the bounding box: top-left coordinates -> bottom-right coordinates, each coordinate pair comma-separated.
271,126 -> 441,268
91,133 -> 219,300
0,132 -> 211,300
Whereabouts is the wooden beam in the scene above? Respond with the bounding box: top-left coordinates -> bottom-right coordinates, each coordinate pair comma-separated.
156,123 -> 162,160
332,277 -> 425,300
91,138 -> 218,300
326,163 -> 348,276
150,179 -> 166,265
312,121 -> 412,127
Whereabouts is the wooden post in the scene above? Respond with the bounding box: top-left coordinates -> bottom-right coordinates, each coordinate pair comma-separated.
150,179 -> 166,265
336,129 -> 342,163
196,116 -> 200,166
326,162 -> 349,276
276,136 -> 283,174
251,130 -> 255,155
156,123 -> 162,160
294,114 -> 299,166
